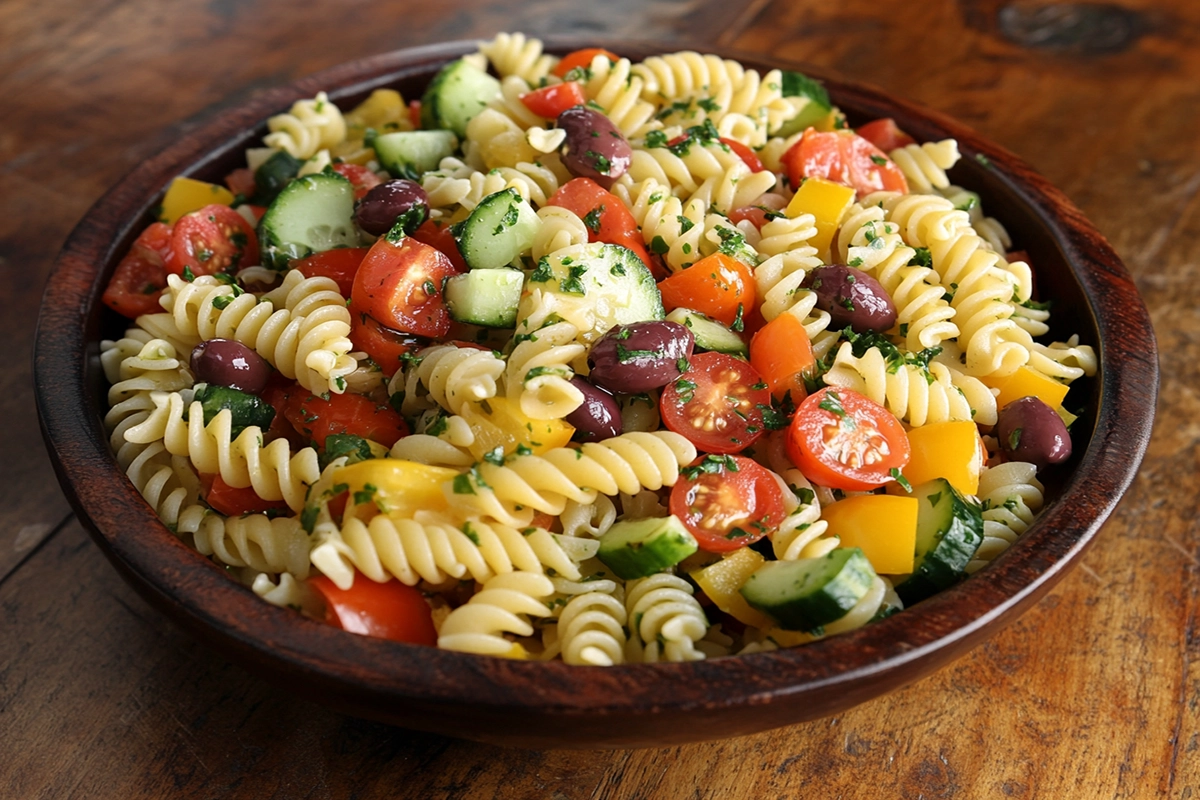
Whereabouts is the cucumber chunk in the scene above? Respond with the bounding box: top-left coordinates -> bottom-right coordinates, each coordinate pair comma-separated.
894,478 -> 984,605
518,242 -> 665,342
373,130 -> 458,180
445,268 -> 524,328
190,384 -> 276,438
597,516 -> 698,580
253,150 -> 303,205
776,71 -> 833,137
740,548 -> 876,631
666,308 -> 748,356
455,188 -> 540,270
258,172 -> 358,269
420,59 -> 501,138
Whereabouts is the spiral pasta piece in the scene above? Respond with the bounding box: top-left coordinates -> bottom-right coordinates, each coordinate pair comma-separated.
125,441 -> 202,530
624,573 -> 709,663
560,495 -> 618,539
556,591 -> 628,666
438,571 -> 556,657
177,505 -> 311,578
505,320 -> 586,420
889,139 -> 960,193
967,461 -> 1044,573
822,341 -> 999,427
579,54 -> 661,140
616,178 -> 707,271
1026,337 -> 1099,384
264,91 -> 347,161
532,205 -> 590,260
622,139 -> 745,199
401,344 -> 506,417
478,32 -> 558,86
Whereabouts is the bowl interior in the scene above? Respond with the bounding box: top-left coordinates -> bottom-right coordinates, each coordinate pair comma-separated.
36,39 -> 1156,748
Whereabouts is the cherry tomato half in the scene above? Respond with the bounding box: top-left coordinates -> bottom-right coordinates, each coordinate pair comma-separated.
660,351 -> 769,454
669,454 -> 786,553
102,221 -> 174,318
749,312 -> 815,403
165,204 -> 259,277
552,47 -> 620,78
292,246 -> 369,298
786,386 -> 911,491
349,314 -> 423,377
657,252 -> 755,328
410,218 -> 469,273
547,177 -> 662,279
308,573 -> 438,646
855,118 -> 916,153
283,389 -> 408,448
520,81 -> 587,118
200,472 -> 290,517
350,234 -> 462,338
781,129 -> 908,197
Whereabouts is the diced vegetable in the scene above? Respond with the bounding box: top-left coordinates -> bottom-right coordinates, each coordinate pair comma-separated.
820,494 -> 919,575
901,421 -> 986,496
894,478 -> 984,604
331,459 -> 458,521
597,515 -> 698,579
689,547 -> 775,628
740,548 -> 877,631
784,176 -> 855,259
158,176 -> 235,224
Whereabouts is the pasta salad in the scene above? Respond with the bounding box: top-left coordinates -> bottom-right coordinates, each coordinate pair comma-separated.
99,32 -> 1096,664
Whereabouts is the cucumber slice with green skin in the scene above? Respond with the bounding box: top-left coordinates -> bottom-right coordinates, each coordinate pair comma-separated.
373,130 -> 458,180
597,515 -> 698,580
519,242 -> 665,341
740,548 -> 876,631
445,268 -> 524,327
775,71 -> 833,137
420,59 -> 501,138
894,478 -> 984,605
252,150 -> 303,205
455,188 -> 540,270
258,172 -> 358,269
190,384 -> 276,438
666,308 -> 748,356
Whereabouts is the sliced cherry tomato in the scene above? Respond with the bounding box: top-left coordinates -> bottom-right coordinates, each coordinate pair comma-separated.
165,204 -> 259,277
349,314 -> 423,377
657,253 -> 755,328
855,118 -> 916,153
350,234 -> 462,338
308,573 -> 438,645
331,163 -> 383,200
719,138 -> 765,173
223,167 -> 257,198
101,222 -> 174,318
781,129 -> 908,197
660,351 -> 769,454
786,387 -> 910,491
520,81 -> 586,118
410,218 -> 469,273
200,472 -> 290,517
547,177 -> 662,279
729,206 -> 771,231
292,247 -> 369,297
552,47 -> 620,78
669,455 -> 785,553
749,312 -> 815,403
284,389 -> 408,448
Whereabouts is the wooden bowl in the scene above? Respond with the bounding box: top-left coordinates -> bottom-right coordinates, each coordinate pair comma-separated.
34,39 -> 1157,749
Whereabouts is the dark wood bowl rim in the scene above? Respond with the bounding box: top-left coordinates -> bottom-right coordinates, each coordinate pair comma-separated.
35,37 -> 1157,731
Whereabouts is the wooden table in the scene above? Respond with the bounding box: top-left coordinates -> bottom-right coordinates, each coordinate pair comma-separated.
3,0 -> 1194,796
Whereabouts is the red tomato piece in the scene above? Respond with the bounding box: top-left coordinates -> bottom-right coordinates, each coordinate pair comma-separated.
284,390 -> 408,448
101,222 -> 174,318
291,247 -> 369,297
729,206 -> 771,231
308,573 -> 438,646
410,219 -> 469,273
855,118 -> 916,153
552,48 -> 620,78
200,472 -> 290,517
749,312 -> 816,403
669,455 -> 785,553
349,314 -> 422,377
547,177 -> 662,279
719,138 -> 765,173
331,163 -> 383,200
782,129 -> 908,197
258,373 -> 308,450
657,253 -> 755,327
224,167 -> 257,198
785,387 -> 911,491
165,204 -> 259,277
520,81 -> 587,118
660,351 -> 769,454
350,235 -> 462,338
408,100 -> 422,130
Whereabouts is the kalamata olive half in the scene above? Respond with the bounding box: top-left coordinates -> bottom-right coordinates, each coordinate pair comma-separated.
191,339 -> 270,394
557,106 -> 632,189
588,321 -> 695,393
802,264 -> 897,333
355,179 -> 429,236
996,396 -> 1072,469
565,377 -> 623,442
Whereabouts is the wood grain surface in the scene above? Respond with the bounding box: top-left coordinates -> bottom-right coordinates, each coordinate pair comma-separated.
2,0 -> 1194,797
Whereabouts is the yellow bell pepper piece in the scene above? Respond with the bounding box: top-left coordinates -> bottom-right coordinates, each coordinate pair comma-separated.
821,495 -> 918,575
785,176 -> 855,261
901,421 -> 984,496
1056,405 -> 1078,429
344,89 -> 410,136
458,396 -> 574,459
984,365 -> 1070,411
689,548 -> 775,629
158,176 -> 235,225
332,459 -> 458,521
